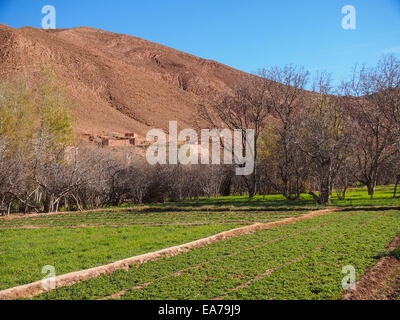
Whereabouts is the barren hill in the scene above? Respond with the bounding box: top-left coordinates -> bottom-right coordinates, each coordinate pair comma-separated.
0,23 -> 251,142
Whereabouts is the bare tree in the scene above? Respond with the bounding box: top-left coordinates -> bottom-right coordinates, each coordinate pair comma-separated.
342,55 -> 400,198
0,139 -> 30,215
258,65 -> 310,199
197,165 -> 226,198
74,146 -> 123,209
295,73 -> 351,205
334,161 -> 354,200
32,130 -> 80,212
111,161 -> 154,205
198,75 -> 270,197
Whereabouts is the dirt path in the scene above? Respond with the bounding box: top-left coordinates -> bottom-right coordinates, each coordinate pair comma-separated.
0,208 -> 340,300
343,233 -> 400,300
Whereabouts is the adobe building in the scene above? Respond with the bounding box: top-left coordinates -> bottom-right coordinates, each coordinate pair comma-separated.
81,132 -> 137,148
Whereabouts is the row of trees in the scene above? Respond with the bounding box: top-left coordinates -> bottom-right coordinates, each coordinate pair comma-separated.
0,68 -> 78,214
1,56 -> 399,214
199,55 -> 400,204
0,69 -> 247,214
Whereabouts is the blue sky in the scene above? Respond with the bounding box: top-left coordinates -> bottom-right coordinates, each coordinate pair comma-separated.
1,0 -> 400,83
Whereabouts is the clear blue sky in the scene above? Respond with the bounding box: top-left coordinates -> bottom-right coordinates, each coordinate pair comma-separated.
1,0 -> 400,83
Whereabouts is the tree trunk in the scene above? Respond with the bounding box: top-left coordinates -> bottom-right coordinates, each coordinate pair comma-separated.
308,192 -> 320,203
219,172 -> 233,196
367,182 -> 375,199
248,175 -> 256,198
43,197 -> 50,213
282,175 -> 290,200
394,175 -> 400,198
336,187 -> 347,200
244,171 -> 257,198
318,162 -> 332,205
319,188 -> 331,205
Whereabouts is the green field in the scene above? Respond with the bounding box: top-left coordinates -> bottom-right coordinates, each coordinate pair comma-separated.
155,185 -> 400,209
32,210 -> 400,300
1,186 -> 400,299
0,208 -> 306,290
0,209 -> 307,229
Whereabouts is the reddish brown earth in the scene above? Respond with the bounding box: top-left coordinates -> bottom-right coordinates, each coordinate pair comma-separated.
0,23 -> 253,141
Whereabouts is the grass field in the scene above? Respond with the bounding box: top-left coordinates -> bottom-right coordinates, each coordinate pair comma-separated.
153,185 -> 400,209
30,210 -> 400,300
1,186 -> 400,299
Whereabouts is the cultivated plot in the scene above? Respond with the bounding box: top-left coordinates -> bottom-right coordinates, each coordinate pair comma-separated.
0,208 -> 305,290
30,210 -> 400,300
